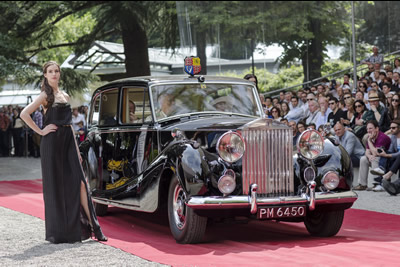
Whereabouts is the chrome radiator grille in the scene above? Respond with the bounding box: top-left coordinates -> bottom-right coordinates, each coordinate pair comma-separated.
242,119 -> 294,196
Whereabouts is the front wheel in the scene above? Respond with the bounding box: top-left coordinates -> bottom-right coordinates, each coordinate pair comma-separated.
167,175 -> 207,244
304,209 -> 344,237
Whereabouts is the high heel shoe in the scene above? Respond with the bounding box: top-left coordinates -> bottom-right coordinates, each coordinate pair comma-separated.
91,226 -> 108,242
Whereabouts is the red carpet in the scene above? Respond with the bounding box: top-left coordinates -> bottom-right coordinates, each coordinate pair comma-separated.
1,179 -> 400,266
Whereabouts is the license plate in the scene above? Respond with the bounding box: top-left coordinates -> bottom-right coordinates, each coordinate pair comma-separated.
257,206 -> 306,219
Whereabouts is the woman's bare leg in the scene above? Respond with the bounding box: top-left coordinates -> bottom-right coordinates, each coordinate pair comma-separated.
80,181 -> 93,227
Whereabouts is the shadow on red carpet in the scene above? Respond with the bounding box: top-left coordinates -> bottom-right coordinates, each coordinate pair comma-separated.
0,179 -> 399,266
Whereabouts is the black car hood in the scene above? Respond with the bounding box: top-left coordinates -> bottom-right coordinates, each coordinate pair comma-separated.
161,115 -> 257,131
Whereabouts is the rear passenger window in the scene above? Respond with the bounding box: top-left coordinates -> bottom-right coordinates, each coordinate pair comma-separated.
121,87 -> 151,124
90,88 -> 118,126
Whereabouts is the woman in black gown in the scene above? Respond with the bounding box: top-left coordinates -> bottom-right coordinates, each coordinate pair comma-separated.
21,61 -> 107,243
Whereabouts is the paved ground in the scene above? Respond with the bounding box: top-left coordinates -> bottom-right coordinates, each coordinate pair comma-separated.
0,157 -> 399,266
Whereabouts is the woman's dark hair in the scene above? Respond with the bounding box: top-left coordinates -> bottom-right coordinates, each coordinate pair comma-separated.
41,61 -> 60,108
271,107 -> 281,118
353,99 -> 366,112
358,82 -> 367,92
244,74 -> 259,90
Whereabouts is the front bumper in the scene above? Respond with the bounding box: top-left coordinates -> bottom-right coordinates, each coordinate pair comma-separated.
186,182 -> 358,213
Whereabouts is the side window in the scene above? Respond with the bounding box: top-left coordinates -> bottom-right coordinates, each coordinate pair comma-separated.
97,88 -> 119,126
90,94 -> 100,125
121,87 -> 151,124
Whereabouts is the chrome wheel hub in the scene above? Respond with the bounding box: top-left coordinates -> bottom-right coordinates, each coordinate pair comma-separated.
173,184 -> 186,230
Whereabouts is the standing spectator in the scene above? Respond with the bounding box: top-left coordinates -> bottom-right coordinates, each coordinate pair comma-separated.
302,93 -> 316,119
0,108 -> 10,157
334,122 -> 365,167
361,46 -> 384,66
354,120 -> 391,190
11,108 -> 24,157
32,107 -> 43,158
327,97 -> 347,127
272,97 -> 279,107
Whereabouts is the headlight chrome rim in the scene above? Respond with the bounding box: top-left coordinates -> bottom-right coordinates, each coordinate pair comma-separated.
216,131 -> 245,163
322,171 -> 340,190
217,169 -> 236,195
297,129 -> 324,160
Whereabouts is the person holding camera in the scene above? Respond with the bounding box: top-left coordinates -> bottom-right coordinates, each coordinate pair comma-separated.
354,120 -> 391,191
371,119 -> 400,193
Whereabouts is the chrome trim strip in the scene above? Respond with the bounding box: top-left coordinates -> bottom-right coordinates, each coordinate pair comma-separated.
250,184 -> 258,214
186,191 -> 358,210
308,181 -> 316,211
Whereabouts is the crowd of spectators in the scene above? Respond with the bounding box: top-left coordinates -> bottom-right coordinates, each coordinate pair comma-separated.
0,104 -> 88,158
257,47 -> 400,196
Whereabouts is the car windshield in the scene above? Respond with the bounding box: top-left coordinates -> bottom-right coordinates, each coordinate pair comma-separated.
150,83 -> 261,120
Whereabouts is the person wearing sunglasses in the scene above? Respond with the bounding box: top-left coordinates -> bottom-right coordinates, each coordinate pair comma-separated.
379,92 -> 400,133
270,107 -> 282,122
372,119 -> 400,194
327,97 -> 347,128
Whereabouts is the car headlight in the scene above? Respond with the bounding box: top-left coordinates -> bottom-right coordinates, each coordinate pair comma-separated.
297,130 -> 324,160
216,131 -> 245,163
218,169 -> 236,195
322,171 -> 340,190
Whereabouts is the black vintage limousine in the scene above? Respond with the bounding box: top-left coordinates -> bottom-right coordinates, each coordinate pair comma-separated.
79,75 -> 358,244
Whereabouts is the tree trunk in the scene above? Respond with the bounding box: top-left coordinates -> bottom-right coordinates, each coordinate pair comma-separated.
302,19 -> 323,83
119,15 -> 150,77
196,30 -> 207,75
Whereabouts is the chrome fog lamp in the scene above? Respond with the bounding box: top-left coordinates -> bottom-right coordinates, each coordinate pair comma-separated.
322,171 -> 340,190
218,169 -> 236,195
297,130 -> 324,160
216,131 -> 245,163
304,167 -> 316,182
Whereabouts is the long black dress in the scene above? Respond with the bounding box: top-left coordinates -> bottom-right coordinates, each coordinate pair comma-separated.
40,102 -> 100,243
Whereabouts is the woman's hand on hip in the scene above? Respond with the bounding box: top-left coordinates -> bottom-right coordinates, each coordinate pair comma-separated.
41,124 -> 58,136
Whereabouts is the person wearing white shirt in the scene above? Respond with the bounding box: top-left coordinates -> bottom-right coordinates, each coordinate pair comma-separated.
72,107 -> 86,132
315,96 -> 332,129
285,96 -> 304,123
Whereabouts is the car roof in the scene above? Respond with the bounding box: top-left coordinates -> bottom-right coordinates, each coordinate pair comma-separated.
97,75 -> 254,90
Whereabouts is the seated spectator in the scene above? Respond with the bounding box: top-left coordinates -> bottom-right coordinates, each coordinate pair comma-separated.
302,93 -> 316,119
281,102 -> 290,117
285,96 -> 304,123
341,97 -> 355,127
354,120 -> 391,190
334,122 -> 365,167
315,96 -> 332,129
361,46 -> 384,66
355,91 -> 365,102
327,97 -> 347,128
280,118 -> 288,126
288,120 -> 300,145
270,107 -> 282,121
264,96 -> 273,113
392,72 -> 400,93
279,91 -> 285,103
297,121 -> 306,134
272,97 -> 279,107
373,119 -> 400,182
307,123 -> 316,130
393,58 -> 400,74
380,93 -> 400,133
365,91 -> 385,122
349,100 -> 370,140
